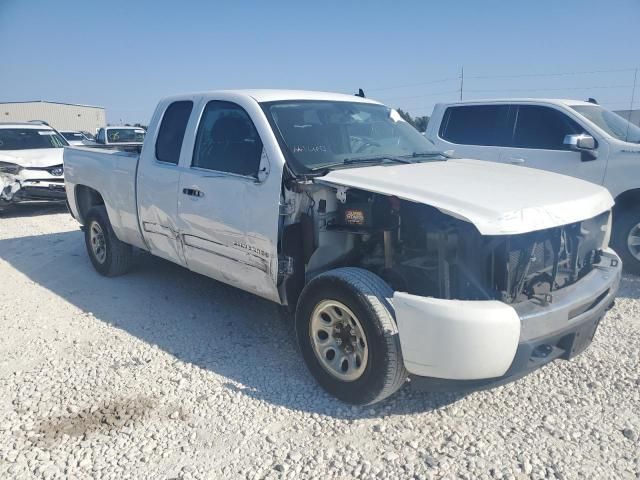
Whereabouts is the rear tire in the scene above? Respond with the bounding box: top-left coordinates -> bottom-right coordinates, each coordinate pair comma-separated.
612,208 -> 640,275
295,267 -> 408,405
84,206 -> 133,276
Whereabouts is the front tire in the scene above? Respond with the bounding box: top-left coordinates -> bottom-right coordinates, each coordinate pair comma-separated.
296,268 -> 408,405
84,206 -> 133,276
612,208 -> 640,275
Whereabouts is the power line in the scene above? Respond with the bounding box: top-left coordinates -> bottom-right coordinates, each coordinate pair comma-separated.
363,67 -> 636,94
466,84 -> 633,93
367,76 -> 460,92
377,89 -> 461,102
467,67 -> 637,80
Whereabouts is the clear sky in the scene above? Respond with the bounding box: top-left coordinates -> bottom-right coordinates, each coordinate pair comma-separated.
1,0 -> 638,124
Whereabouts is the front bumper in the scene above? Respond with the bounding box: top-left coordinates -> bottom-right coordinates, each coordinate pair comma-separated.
1,172 -> 66,204
394,249 -> 622,392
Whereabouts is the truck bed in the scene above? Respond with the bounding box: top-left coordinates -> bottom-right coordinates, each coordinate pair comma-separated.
64,146 -> 145,248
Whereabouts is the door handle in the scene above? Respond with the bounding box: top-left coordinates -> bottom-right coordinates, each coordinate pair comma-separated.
507,157 -> 526,164
182,188 -> 204,198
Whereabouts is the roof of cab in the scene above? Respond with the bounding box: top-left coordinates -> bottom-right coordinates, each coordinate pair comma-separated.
165,89 -> 383,105
437,98 -> 596,108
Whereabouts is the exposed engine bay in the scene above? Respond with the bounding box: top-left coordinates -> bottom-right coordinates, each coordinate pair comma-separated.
279,182 -> 610,306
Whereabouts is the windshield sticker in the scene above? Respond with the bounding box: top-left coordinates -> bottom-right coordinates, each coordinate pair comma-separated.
37,131 -> 56,135
293,145 -> 327,153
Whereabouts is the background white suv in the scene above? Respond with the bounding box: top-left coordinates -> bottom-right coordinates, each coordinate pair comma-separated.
0,122 -> 68,211
427,99 -> 640,273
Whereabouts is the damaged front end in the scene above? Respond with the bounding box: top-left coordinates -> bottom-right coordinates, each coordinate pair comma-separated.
0,161 -> 65,207
329,190 -> 611,306
0,161 -> 22,205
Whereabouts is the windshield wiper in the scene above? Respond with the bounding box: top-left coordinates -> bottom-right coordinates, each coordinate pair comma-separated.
402,151 -> 452,159
310,155 -> 412,172
342,155 -> 412,165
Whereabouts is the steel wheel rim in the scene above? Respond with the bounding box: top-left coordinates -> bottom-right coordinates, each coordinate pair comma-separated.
90,221 -> 107,264
627,222 -> 640,261
309,300 -> 368,382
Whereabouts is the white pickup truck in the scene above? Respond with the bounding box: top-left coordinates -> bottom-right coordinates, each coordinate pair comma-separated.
426,99 -> 640,274
65,90 -> 621,405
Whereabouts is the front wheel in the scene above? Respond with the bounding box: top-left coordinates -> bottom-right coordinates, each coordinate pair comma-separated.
84,206 -> 133,276
296,268 -> 408,405
612,208 -> 640,275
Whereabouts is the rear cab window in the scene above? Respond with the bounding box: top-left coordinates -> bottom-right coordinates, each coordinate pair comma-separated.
439,105 -> 512,146
155,100 -> 194,164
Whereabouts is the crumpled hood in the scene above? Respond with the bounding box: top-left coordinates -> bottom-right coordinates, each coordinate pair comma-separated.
316,158 -> 614,235
0,148 -> 64,168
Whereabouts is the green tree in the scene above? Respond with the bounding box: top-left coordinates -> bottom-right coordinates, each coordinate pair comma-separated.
396,108 -> 430,132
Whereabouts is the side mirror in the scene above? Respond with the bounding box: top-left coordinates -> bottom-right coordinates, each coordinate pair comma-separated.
563,134 -> 598,161
256,150 -> 270,183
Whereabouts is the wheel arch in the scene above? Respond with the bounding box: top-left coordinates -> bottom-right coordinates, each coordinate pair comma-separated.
613,188 -> 640,214
74,185 -> 105,225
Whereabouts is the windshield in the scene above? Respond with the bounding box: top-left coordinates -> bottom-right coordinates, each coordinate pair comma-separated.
62,132 -> 85,141
572,105 -> 640,143
263,100 -> 438,172
106,128 -> 145,143
0,128 -> 68,150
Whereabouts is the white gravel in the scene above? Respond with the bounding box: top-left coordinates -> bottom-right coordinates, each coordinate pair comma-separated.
0,204 -> 639,480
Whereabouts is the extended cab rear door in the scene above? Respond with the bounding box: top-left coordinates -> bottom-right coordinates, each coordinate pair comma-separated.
175,94 -> 283,303
430,104 -> 514,161
136,99 -> 194,265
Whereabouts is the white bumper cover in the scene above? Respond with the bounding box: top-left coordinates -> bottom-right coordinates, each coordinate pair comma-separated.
393,294 -> 521,379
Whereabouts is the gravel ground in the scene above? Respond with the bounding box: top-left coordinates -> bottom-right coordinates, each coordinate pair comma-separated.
0,204 -> 639,480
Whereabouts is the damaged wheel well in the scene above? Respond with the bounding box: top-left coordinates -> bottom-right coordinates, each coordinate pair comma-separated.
75,185 -> 105,224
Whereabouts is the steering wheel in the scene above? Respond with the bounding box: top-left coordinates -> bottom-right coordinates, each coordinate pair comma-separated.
355,139 -> 381,153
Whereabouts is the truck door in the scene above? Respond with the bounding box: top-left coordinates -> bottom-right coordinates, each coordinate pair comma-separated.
497,105 -> 608,185
176,98 -> 282,303
136,100 -> 194,265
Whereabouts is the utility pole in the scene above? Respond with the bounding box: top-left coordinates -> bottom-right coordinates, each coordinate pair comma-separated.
626,67 -> 638,142
459,66 -> 464,101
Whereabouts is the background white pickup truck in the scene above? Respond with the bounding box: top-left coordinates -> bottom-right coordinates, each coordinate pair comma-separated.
426,99 -> 640,274
64,90 -> 621,404
95,126 -> 145,151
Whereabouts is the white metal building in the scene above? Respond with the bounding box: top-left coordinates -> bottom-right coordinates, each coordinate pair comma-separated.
0,101 -> 105,133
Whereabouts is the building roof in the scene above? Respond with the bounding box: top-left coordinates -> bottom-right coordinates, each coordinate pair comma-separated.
0,100 -> 104,109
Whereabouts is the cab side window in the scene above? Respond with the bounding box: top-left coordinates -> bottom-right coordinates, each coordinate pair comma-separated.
440,105 -> 512,146
155,100 -> 193,164
513,105 -> 586,150
192,101 -> 263,177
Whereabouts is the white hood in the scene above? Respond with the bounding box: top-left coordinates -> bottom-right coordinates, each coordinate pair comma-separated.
317,158 -> 613,235
0,148 -> 64,168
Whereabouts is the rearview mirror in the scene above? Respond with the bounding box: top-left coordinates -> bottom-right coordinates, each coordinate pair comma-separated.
563,134 -> 598,161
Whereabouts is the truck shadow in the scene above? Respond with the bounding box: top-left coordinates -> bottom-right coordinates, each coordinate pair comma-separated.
0,203 -> 68,218
0,230 -> 468,417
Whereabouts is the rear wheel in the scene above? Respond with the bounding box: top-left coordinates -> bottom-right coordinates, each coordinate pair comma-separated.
612,208 -> 640,275
296,268 -> 407,405
84,206 -> 133,276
